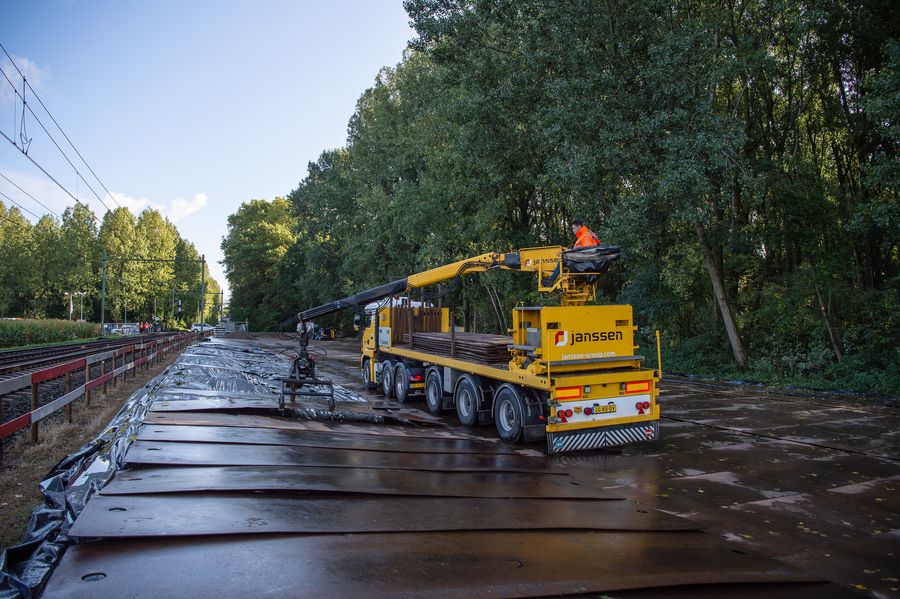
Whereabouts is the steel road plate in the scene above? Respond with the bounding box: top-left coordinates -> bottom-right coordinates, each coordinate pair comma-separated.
69,494 -> 699,538
137,424 -> 519,454
123,440 -> 558,473
100,466 -> 619,499
149,398 -> 281,411
142,412 -> 480,439
42,531 -> 822,599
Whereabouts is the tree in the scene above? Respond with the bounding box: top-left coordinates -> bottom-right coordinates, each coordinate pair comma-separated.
221,198 -> 296,330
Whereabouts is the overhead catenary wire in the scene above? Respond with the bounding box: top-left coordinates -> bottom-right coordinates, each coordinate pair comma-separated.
0,188 -> 41,219
0,210 -> 30,228
0,42 -> 120,209
0,63 -> 110,215
0,169 -> 60,219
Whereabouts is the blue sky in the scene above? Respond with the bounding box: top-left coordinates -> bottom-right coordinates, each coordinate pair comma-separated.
0,0 -> 415,298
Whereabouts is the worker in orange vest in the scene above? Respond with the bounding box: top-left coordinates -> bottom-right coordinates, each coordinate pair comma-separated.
572,219 -> 600,248
542,219 -> 601,286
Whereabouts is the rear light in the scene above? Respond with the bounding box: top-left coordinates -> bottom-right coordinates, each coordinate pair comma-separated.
584,407 -> 593,415
642,401 -> 651,409
565,409 -> 574,418
409,374 -> 423,382
556,386 -> 582,400
625,380 -> 651,393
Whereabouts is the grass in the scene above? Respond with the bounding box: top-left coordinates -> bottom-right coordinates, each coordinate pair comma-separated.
0,319 -> 100,349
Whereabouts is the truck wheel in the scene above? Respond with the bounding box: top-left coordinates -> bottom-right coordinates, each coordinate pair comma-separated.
425,370 -> 443,415
394,362 -> 411,403
454,375 -> 479,427
493,385 -> 525,443
362,358 -> 376,390
382,360 -> 395,398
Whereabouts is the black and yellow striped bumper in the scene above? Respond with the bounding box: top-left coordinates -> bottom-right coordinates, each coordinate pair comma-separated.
546,421 -> 659,454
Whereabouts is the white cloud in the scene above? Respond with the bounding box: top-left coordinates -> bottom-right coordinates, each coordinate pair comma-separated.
108,191 -> 207,222
0,169 -> 206,224
0,54 -> 51,109
108,191 -> 151,214
166,192 -> 207,222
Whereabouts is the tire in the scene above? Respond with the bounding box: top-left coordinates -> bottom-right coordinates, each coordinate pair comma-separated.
362,358 -> 376,390
382,360 -> 395,398
394,362 -> 411,403
454,375 -> 480,427
425,369 -> 444,415
493,385 -> 525,443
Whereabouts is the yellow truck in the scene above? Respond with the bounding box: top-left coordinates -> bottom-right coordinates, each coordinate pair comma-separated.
299,245 -> 661,454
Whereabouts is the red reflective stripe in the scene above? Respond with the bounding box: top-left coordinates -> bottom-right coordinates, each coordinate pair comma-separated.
86,371 -> 113,391
32,358 -> 87,384
0,413 -> 32,439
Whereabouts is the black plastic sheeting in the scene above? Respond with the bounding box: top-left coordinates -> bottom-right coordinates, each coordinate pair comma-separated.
0,342 -> 296,598
562,244 -> 620,274
0,372 -> 164,598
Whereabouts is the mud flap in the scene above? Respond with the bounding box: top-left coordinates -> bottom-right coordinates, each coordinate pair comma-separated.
547,421 -> 659,455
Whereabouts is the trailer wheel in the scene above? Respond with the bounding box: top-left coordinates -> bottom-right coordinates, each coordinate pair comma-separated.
425,369 -> 443,415
493,384 -> 525,443
382,360 -> 395,398
394,362 -> 411,403
454,375 -> 479,427
361,358 -> 376,390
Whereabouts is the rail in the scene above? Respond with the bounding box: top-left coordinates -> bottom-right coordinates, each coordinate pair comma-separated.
0,330 -> 211,464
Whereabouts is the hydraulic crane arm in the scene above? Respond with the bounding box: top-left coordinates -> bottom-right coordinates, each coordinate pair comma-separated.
298,245 -> 618,322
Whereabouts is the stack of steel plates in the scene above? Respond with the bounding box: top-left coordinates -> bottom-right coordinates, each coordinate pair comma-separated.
402,332 -> 512,363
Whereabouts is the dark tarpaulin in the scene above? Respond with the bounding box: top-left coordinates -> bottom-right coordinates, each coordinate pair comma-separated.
562,244 -> 620,274
0,343 -> 292,598
0,379 -> 160,599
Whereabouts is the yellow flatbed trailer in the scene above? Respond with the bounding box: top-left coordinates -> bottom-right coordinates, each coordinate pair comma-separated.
362,300 -> 660,454
300,245 -> 661,454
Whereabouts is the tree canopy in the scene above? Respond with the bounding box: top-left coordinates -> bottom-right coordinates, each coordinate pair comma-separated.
0,201 -> 219,328
223,0 -> 898,394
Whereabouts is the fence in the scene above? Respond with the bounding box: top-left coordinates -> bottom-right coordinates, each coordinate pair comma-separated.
0,330 -> 210,464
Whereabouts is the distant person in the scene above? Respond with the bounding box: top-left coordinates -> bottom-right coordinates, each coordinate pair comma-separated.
542,219 -> 601,287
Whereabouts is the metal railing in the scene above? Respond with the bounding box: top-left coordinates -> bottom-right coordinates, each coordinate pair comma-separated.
0,330 -> 210,464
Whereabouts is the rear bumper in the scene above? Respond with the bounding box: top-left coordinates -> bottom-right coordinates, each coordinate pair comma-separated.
546,421 -> 659,454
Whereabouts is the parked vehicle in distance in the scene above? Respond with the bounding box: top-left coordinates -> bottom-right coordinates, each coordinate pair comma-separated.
191,323 -> 213,332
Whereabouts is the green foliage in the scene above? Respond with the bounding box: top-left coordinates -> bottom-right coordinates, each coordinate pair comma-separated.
221,198 -> 296,330
223,0 -> 899,394
0,200 -> 219,327
0,318 -> 99,347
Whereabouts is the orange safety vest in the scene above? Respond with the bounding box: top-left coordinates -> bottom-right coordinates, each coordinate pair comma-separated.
574,225 -> 600,248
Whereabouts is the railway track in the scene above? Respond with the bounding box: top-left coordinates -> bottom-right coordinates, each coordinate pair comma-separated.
0,334 -> 185,439
0,334 -> 170,377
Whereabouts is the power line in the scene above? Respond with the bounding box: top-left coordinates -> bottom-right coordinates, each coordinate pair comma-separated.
0,42 -> 120,209
0,168 -> 61,219
0,210 -> 32,229
0,188 -> 41,219
0,62 -> 111,213
0,130 -> 105,224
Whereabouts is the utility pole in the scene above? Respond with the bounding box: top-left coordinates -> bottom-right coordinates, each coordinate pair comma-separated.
200,254 -> 206,323
100,252 -> 107,334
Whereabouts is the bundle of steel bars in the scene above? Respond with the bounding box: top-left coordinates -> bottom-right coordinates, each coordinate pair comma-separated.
401,332 -> 512,363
